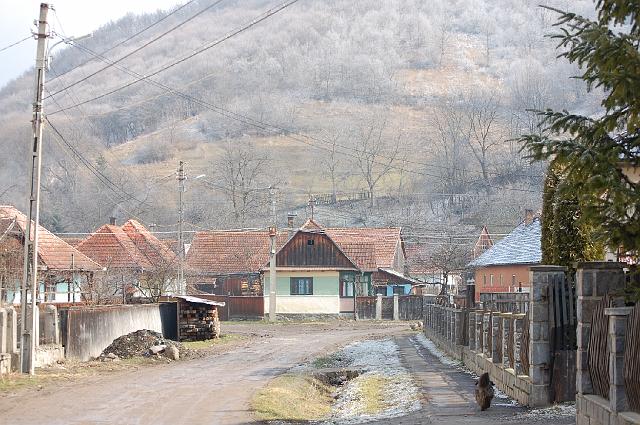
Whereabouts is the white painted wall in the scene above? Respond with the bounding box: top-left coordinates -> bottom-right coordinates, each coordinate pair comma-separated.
264,295 -> 340,314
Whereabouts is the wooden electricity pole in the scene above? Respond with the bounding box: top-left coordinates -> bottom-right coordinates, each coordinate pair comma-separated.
20,3 -> 51,375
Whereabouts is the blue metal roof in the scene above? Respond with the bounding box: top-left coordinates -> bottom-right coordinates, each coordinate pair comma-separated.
468,218 -> 542,267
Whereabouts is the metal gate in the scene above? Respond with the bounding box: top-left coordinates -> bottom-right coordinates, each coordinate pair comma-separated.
548,271 -> 577,403
159,302 -> 178,341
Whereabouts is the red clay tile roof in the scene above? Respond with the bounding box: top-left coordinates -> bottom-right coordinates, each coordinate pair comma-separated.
185,222 -> 403,275
186,230 -> 289,275
76,224 -> 151,270
325,227 -> 401,270
121,220 -> 176,266
0,205 -> 103,272
404,243 -> 439,275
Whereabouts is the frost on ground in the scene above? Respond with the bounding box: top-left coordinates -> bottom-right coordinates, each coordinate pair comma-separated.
516,403 -> 576,421
413,333 -> 518,407
321,339 -> 421,424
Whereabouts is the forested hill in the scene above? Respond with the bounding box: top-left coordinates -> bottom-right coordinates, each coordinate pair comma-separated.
0,0 -> 601,234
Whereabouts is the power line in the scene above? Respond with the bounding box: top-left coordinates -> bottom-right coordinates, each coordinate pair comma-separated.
46,117 -> 153,208
48,0 -> 200,83
46,8 -> 540,194
46,0 -> 226,97
53,41 -> 540,193
47,0 -> 297,104
0,35 -> 32,53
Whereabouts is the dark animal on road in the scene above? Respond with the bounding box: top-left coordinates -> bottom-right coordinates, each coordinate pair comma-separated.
475,372 -> 495,411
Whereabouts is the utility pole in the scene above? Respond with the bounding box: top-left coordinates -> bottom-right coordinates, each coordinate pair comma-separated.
177,161 -> 185,295
268,186 -> 277,321
20,3 -> 51,375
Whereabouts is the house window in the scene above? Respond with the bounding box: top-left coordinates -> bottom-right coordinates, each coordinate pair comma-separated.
490,274 -> 494,287
512,275 -> 516,289
290,277 -> 313,295
499,274 -> 503,287
307,239 -> 315,246
340,272 -> 355,298
393,285 -> 405,295
483,274 -> 487,288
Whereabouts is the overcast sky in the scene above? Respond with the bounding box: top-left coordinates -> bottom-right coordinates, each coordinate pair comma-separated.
0,0 -> 182,89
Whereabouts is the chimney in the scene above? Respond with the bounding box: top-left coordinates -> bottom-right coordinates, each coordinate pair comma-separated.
524,209 -> 534,225
109,217 -> 117,226
287,212 -> 297,229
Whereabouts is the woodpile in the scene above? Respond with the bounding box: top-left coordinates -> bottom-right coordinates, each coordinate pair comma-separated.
179,303 -> 220,341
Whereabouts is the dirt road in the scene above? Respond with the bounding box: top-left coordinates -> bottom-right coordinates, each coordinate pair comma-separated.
0,322 -> 409,425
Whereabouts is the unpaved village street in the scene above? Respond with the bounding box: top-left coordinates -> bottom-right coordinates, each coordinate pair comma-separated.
0,322 -> 574,425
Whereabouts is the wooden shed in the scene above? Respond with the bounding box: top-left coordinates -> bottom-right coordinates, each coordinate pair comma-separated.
175,295 -> 225,341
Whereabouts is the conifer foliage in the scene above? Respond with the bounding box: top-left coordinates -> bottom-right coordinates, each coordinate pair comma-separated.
520,0 -> 640,253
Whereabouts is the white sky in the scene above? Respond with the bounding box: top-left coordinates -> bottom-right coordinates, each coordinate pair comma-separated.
0,0 -> 183,89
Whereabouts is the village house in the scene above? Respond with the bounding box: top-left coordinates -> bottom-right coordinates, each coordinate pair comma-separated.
262,219 -> 417,316
185,229 -> 290,295
0,205 -> 102,304
76,218 -> 177,301
467,211 -> 542,302
404,243 -> 461,297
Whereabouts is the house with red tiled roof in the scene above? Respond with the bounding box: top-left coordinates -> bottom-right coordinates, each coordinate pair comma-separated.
186,218 -> 417,315
185,229 -> 290,295
262,219 -> 417,316
0,206 -> 102,304
76,219 -> 177,300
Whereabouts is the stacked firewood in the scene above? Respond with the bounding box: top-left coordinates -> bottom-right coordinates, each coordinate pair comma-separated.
179,305 -> 220,341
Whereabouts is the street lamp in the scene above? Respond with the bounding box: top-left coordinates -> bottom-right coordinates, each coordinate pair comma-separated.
47,33 -> 93,69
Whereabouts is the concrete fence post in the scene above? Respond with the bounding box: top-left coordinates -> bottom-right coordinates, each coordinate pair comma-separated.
455,309 -> 464,346
375,294 -> 382,320
528,265 -> 567,407
605,307 -> 633,413
476,310 -> 483,353
450,309 -> 456,343
502,313 -> 512,368
445,308 -> 450,341
491,312 -> 501,363
468,311 -> 476,350
27,307 -> 40,348
575,262 -> 626,396
0,308 -> 6,353
6,307 -> 17,354
482,312 -> 491,358
43,305 -> 59,345
513,313 -> 525,375
393,294 -> 399,321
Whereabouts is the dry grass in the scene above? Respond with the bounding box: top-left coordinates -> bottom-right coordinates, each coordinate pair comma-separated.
181,334 -> 241,350
252,374 -> 333,422
358,374 -> 390,414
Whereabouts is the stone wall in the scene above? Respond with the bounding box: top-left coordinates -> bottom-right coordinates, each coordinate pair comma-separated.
424,305 -> 533,406
575,262 -> 640,425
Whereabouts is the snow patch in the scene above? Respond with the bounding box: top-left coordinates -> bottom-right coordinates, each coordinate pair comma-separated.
320,339 -> 421,424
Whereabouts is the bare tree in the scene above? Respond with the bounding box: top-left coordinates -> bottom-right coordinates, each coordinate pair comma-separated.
427,238 -> 472,296
215,140 -> 272,227
354,119 -> 402,207
430,101 -> 470,203
464,91 -> 503,183
320,131 -> 346,203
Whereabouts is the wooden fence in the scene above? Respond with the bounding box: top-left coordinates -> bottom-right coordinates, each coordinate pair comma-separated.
194,295 -> 264,320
